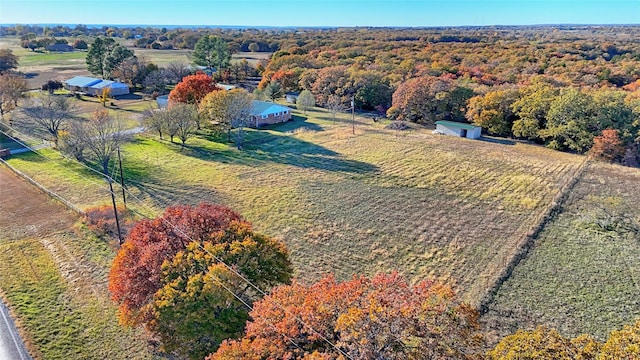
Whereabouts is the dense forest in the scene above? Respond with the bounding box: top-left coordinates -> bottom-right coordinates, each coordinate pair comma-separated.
3,24 -> 640,163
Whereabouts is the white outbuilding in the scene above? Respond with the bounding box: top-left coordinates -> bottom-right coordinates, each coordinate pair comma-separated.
434,120 -> 482,139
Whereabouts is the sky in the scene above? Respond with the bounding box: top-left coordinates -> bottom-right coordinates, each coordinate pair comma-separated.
1,0 -> 639,27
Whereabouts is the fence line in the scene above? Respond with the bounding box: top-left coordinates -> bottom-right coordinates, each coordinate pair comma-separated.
0,158 -> 85,216
477,159 -> 590,313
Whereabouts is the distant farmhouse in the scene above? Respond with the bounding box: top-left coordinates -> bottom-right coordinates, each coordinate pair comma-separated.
63,76 -> 130,96
434,121 -> 482,139
45,43 -> 73,52
250,101 -> 291,127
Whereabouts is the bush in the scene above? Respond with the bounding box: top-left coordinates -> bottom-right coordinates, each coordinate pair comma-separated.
83,205 -> 134,241
385,120 -> 410,130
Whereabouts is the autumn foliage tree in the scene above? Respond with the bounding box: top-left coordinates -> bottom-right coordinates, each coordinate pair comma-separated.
209,273 -> 484,360
486,326 -> 599,360
168,72 -> 219,129
387,75 -> 473,126
108,203 -> 292,359
169,72 -> 218,105
589,129 -> 625,162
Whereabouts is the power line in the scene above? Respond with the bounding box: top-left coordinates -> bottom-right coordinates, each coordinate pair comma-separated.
1,127 -> 352,359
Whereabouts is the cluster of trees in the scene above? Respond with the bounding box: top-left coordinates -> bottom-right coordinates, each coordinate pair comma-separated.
82,35 -> 256,95
108,202 -> 640,359
108,203 -> 292,359
244,27 -> 640,164
0,49 -> 27,119
144,72 -> 256,149
19,35 -> 86,52
464,77 -> 640,163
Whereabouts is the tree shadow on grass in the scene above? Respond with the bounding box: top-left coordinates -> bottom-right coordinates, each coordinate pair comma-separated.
176,132 -> 379,174
266,115 -> 324,133
127,177 -> 226,212
478,136 -> 516,146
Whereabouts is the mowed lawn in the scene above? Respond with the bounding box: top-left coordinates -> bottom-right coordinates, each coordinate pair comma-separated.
485,161 -> 640,340
6,108 -> 584,305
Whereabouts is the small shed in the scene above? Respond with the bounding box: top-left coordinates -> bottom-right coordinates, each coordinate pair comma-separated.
285,92 -> 299,103
216,83 -> 237,91
435,121 -> 482,139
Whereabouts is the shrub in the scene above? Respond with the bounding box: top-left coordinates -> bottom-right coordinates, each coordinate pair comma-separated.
83,205 -> 134,241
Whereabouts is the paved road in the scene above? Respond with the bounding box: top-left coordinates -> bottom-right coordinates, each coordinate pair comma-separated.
0,300 -> 31,360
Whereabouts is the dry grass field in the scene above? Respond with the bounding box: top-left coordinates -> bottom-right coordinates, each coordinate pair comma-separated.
484,161 -> 640,340
5,108 -> 585,305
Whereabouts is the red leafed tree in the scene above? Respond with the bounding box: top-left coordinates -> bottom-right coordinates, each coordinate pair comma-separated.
208,273 -> 484,360
589,129 -> 625,162
108,203 -> 242,325
168,72 -> 219,105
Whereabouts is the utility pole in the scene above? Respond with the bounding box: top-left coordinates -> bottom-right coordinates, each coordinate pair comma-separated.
117,146 -> 126,208
108,178 -> 124,245
351,95 -> 355,135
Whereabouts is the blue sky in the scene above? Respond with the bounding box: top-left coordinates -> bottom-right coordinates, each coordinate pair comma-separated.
1,0 -> 639,27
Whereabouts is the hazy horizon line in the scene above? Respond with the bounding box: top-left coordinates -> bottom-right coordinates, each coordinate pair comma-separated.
1,23 -> 639,30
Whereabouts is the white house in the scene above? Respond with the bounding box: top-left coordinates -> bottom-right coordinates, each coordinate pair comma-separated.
434,121 -> 482,139
250,101 -> 292,127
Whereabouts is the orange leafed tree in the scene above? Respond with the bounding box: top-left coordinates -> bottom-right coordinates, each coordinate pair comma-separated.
208,272 -> 484,360
168,72 -> 219,105
589,129 -> 625,162
108,203 -> 242,325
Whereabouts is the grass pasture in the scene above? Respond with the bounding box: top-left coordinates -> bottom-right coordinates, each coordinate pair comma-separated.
0,167 -> 154,359
5,107 -> 585,306
485,161 -> 640,340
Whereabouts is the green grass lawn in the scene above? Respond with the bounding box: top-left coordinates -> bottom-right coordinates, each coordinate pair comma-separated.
5,106 -> 585,307
485,161 -> 640,340
0,233 -> 154,360
17,51 -> 87,68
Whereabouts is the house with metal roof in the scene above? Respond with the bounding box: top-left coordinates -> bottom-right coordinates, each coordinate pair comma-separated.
434,120 -> 482,139
87,80 -> 130,96
63,76 -> 102,93
63,76 -> 130,97
250,101 -> 292,127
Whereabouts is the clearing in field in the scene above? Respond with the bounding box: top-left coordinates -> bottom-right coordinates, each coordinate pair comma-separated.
484,161 -> 640,340
5,108 -> 585,305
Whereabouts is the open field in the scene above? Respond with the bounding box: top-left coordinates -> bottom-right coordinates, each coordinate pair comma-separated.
484,161 -> 640,340
0,167 -> 155,359
5,106 -> 585,305
0,36 -> 271,89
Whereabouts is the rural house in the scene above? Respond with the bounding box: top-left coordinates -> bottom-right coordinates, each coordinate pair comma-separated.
250,101 -> 292,127
45,43 -> 73,52
434,120 -> 482,139
63,76 -> 130,96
